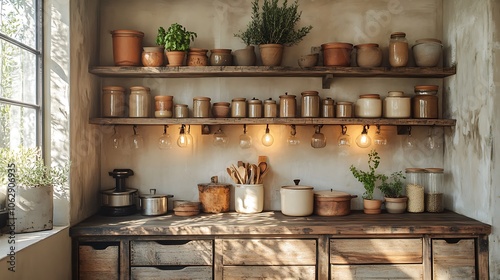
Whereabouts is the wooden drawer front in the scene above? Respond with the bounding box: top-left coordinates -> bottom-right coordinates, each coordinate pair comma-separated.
223,265 -> 316,280
131,266 -> 212,280
79,242 -> 119,280
331,264 -> 423,279
432,239 -> 475,279
222,239 -> 317,265
330,238 -> 422,264
130,240 -> 213,266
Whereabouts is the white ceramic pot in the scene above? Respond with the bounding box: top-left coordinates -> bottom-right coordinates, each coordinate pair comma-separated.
383,91 -> 411,118
280,185 -> 314,216
235,184 -> 264,214
355,94 -> 382,118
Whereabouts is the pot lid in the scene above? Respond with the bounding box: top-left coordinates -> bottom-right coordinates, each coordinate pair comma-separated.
102,86 -> 125,91
359,94 -> 380,99
281,186 -> 314,190
139,189 -> 173,198
315,189 -> 351,198
323,97 -> 334,105
301,91 -> 319,96
248,98 -> 262,104
414,85 -> 439,92
264,98 -> 276,104
390,32 -> 406,38
232,97 -> 246,101
336,101 -> 352,105
101,188 -> 137,195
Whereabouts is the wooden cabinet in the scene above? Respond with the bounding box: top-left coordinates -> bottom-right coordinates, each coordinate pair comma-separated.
432,238 -> 476,279
78,242 -> 120,280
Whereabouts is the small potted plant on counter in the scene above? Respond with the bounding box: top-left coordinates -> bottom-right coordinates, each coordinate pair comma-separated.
379,171 -> 407,214
349,149 -> 384,214
156,23 -> 197,66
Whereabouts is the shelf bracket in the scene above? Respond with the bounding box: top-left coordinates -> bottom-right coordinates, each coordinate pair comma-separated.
397,125 -> 411,135
322,74 -> 333,89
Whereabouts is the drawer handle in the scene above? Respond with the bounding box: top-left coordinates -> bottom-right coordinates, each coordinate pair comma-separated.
442,238 -> 467,244
152,266 -> 190,271
154,240 -> 192,246
81,242 -> 118,250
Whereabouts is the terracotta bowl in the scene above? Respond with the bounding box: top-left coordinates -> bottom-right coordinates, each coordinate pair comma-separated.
212,105 -> 230,118
297,53 -> 319,68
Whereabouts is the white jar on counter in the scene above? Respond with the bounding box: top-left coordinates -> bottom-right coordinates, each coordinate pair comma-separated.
129,86 -> 151,117
383,91 -> 411,118
355,94 -> 382,118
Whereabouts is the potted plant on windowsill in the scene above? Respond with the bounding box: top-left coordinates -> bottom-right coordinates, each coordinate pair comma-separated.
235,0 -> 312,66
379,171 -> 407,214
349,149 -> 384,214
156,23 -> 197,66
0,147 -> 69,233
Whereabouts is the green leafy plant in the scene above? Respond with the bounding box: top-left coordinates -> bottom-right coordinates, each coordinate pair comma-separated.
156,23 -> 197,51
349,149 -> 384,200
0,147 -> 69,188
378,171 -> 406,198
235,0 -> 312,46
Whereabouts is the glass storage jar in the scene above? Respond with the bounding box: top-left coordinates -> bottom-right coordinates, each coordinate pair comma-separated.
301,91 -> 320,117
405,168 -> 425,213
279,93 -> 296,117
231,98 -> 247,117
102,86 -> 126,117
425,168 -> 444,212
263,98 -> 277,118
335,101 -> 353,118
174,104 -> 189,118
129,86 -> 151,117
383,91 -> 411,118
389,32 -> 409,67
192,96 -> 211,118
154,96 -> 173,118
322,97 -> 335,117
355,94 -> 382,118
248,98 -> 263,118
413,85 -> 439,119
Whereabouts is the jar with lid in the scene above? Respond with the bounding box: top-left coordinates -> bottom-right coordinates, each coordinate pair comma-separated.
193,97 -> 211,117
279,93 -> 296,117
413,85 -> 438,118
129,86 -> 151,117
355,94 -> 382,118
154,96 -> 173,118
231,98 -> 247,117
425,168 -> 444,212
322,98 -> 335,117
335,101 -> 353,118
389,32 -> 409,67
248,98 -> 263,118
405,168 -> 425,213
383,91 -> 411,118
263,98 -> 277,118
174,104 -> 189,118
102,86 -> 126,117
301,91 -> 320,117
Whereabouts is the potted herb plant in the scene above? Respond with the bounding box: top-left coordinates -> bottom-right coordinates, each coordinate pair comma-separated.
156,23 -> 197,66
379,171 -> 407,214
235,0 -> 312,66
349,149 -> 384,214
0,147 -> 69,233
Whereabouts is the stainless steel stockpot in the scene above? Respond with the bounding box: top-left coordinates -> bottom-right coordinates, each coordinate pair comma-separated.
139,189 -> 173,216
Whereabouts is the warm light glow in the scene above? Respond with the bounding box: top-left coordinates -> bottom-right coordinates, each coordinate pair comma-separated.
261,124 -> 274,147
355,125 -> 372,148
177,125 -> 188,148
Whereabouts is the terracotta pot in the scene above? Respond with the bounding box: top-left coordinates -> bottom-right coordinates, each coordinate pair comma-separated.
233,46 -> 257,66
384,196 -> 408,214
314,190 -> 357,216
363,198 -> 382,214
142,46 -> 164,67
210,49 -> 233,66
259,44 -> 284,66
321,42 -> 353,66
187,48 -> 208,66
111,29 -> 144,66
355,43 -> 382,67
166,50 -> 186,66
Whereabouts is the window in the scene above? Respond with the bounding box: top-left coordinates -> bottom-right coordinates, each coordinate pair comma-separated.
0,0 -> 42,149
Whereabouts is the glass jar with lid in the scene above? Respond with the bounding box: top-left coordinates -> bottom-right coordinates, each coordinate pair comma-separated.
129,86 -> 151,117
248,98 -> 263,118
355,94 -> 382,118
389,32 -> 409,67
301,91 -> 320,117
102,86 -> 126,117
383,91 -> 411,118
425,168 -> 444,212
193,96 -> 211,117
263,98 -> 277,118
405,168 -> 425,213
322,97 -> 335,117
413,85 -> 439,119
231,98 -> 247,117
279,93 -> 296,117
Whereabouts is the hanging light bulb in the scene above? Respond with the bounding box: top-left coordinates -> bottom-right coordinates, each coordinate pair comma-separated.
373,125 -> 387,145
337,125 -> 351,147
239,124 -> 253,149
311,125 -> 326,148
158,125 -> 172,150
186,124 -> 194,146
261,124 -> 274,147
177,124 -> 188,148
404,126 -> 416,149
213,126 -> 229,147
287,124 -> 300,146
355,125 -> 372,148
128,125 -> 144,149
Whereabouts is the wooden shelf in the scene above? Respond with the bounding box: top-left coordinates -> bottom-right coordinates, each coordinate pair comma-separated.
89,66 -> 456,89
90,117 -> 456,126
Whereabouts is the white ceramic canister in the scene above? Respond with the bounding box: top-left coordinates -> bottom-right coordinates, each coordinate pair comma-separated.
383,91 -> 411,118
280,183 -> 314,216
235,184 -> 264,214
355,94 -> 382,118
129,86 -> 151,117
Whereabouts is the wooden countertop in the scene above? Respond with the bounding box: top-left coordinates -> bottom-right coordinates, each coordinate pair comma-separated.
70,211 -> 491,237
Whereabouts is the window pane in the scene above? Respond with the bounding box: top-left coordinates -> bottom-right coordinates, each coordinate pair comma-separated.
0,41 -> 37,103
0,103 -> 36,148
0,0 -> 37,49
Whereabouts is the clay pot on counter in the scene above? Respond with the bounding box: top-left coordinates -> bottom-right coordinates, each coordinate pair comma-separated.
198,176 -> 230,213
111,29 -> 144,66
384,196 -> 408,214
321,42 -> 353,66
314,190 -> 357,216
280,179 -> 314,216
355,43 -> 382,67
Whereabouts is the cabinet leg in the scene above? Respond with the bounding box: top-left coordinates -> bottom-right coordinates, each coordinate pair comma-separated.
120,240 -> 129,280
477,235 -> 489,280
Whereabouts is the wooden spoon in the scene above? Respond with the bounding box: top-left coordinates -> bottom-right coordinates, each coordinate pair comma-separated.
258,162 -> 268,174
237,165 -> 247,184
231,164 -> 244,184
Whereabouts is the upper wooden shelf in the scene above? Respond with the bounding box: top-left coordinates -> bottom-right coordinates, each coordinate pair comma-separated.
90,117 -> 456,127
89,66 -> 457,89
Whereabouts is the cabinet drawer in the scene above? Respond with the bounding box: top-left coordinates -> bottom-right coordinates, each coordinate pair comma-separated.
432,239 -> 475,279
130,240 -> 213,266
79,242 -> 119,280
131,266 -> 212,280
330,238 -> 422,264
223,265 -> 316,280
331,264 -> 423,279
222,239 -> 317,265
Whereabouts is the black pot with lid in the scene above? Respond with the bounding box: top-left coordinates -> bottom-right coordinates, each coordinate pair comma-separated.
100,169 -> 138,216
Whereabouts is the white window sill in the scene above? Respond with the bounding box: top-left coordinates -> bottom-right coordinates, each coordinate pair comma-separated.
0,226 -> 68,261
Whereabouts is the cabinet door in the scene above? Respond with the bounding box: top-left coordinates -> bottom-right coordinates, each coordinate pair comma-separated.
130,240 -> 213,266
331,264 -> 423,280
223,265 -> 316,280
432,239 -> 475,279
131,266 -> 212,280
79,242 -> 119,280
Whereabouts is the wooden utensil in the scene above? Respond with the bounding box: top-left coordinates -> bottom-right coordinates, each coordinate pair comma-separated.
258,162 -> 268,174
231,164 -> 244,184
226,168 -> 238,184
237,165 -> 247,184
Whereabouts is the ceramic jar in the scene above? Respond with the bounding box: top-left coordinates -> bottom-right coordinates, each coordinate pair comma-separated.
129,86 -> 151,117
142,47 -> 164,67
154,96 -> 173,118
101,86 -> 126,117
174,104 -> 189,118
321,42 -> 353,66
212,102 -> 230,118
210,49 -> 232,66
412,38 -> 443,67
231,98 -> 247,117
263,98 -> 277,118
383,91 -> 411,118
336,101 -> 353,118
301,91 -> 320,117
193,96 -> 211,117
248,98 -> 263,118
233,46 -> 256,66
355,94 -> 382,118
279,94 -> 296,117
389,32 -> 409,67
355,43 -> 382,67
413,85 -> 438,118
322,98 -> 335,117
187,48 -> 208,66
111,29 -> 144,66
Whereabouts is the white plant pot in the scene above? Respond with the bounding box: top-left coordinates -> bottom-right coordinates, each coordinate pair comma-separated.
10,185 -> 53,233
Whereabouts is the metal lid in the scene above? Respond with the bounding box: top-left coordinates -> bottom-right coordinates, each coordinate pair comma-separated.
264,98 -> 276,104
139,188 -> 173,198
282,186 -> 314,190
390,32 -> 406,38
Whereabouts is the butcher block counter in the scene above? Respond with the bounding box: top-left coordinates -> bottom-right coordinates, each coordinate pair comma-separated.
70,211 -> 491,280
